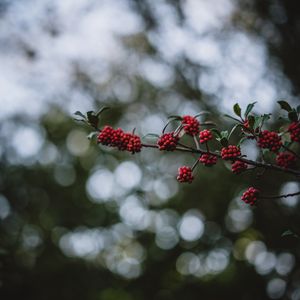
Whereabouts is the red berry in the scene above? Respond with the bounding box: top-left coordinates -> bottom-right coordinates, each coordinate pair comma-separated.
182,115 -> 200,136
276,152 -> 296,168
199,153 -> 217,166
122,133 -> 142,154
176,166 -> 194,183
257,130 -> 282,152
221,145 -> 241,160
98,126 -> 118,146
288,122 -> 300,143
241,187 -> 259,206
242,119 -> 259,138
199,129 -> 213,144
231,160 -> 248,174
157,132 -> 179,151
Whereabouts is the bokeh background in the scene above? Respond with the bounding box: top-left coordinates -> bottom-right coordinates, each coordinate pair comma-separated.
1,0 -> 300,299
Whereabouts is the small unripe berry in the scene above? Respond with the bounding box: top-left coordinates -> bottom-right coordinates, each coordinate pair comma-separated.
241,187 -> 259,206
276,152 -> 296,168
199,129 -> 213,144
231,160 -> 248,174
288,122 -> 300,143
182,115 -> 200,136
257,130 -> 282,152
221,145 -> 241,160
199,153 -> 217,166
157,132 -> 179,151
177,166 -> 194,183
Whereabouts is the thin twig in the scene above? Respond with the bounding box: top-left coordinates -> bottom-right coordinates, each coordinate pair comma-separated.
141,143 -> 300,177
260,191 -> 300,199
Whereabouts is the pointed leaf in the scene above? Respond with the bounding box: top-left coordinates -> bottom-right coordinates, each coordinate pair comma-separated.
202,121 -> 216,126
211,128 -> 222,138
228,124 -> 242,140
142,133 -> 160,139
220,130 -> 229,138
195,111 -> 210,118
247,115 -> 255,129
96,106 -> 110,117
74,111 -> 86,119
297,105 -> 300,114
244,102 -> 257,118
224,114 -> 241,123
278,100 -> 292,112
288,110 -> 298,122
233,103 -> 242,117
237,136 -> 248,146
167,115 -> 182,120
220,137 -> 229,147
87,132 -> 98,141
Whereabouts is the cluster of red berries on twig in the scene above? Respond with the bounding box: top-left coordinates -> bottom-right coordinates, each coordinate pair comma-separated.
231,160 -> 248,174
221,145 -> 241,160
199,129 -> 213,144
182,115 -> 200,136
257,130 -> 282,152
177,166 -> 194,183
241,187 -> 260,206
157,132 -> 179,151
276,152 -> 296,168
97,126 -> 142,154
288,122 -> 300,142
199,154 -> 217,166
77,100 -> 300,207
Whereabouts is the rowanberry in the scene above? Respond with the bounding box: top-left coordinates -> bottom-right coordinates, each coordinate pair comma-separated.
241,187 -> 259,206
199,129 -> 213,144
257,130 -> 282,152
157,132 -> 179,151
199,153 -> 217,166
182,115 -> 200,136
276,152 -> 296,168
288,122 -> 300,143
231,160 -> 248,174
177,166 -> 194,183
221,145 -> 241,160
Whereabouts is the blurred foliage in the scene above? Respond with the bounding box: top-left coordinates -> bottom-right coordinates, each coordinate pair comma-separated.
1,0 -> 300,299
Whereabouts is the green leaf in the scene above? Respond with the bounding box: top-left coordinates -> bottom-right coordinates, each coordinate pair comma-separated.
142,133 -> 160,139
74,111 -> 86,119
224,114 -> 241,123
237,136 -> 248,146
202,121 -> 216,126
281,229 -> 299,238
86,111 -> 100,129
167,115 -> 182,120
247,115 -> 255,129
288,110 -> 298,122
244,102 -> 257,118
220,137 -> 229,147
96,106 -> 110,117
228,124 -> 242,140
211,128 -> 222,138
278,100 -> 292,112
297,105 -> 300,114
195,111 -> 210,118
220,130 -> 229,138
87,132 -> 98,141
233,103 -> 242,117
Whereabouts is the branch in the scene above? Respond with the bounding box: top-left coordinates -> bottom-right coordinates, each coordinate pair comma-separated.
141,143 -> 300,177
260,191 -> 300,199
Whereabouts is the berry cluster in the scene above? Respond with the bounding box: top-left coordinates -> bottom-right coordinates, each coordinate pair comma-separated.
199,154 -> 217,166
257,130 -> 282,152
97,126 -> 142,154
182,115 -> 200,136
276,152 -> 296,168
288,122 -> 300,142
241,187 -> 259,206
199,129 -> 213,144
221,145 -> 241,160
157,132 -> 179,151
177,166 -> 194,183
232,160 -> 248,174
